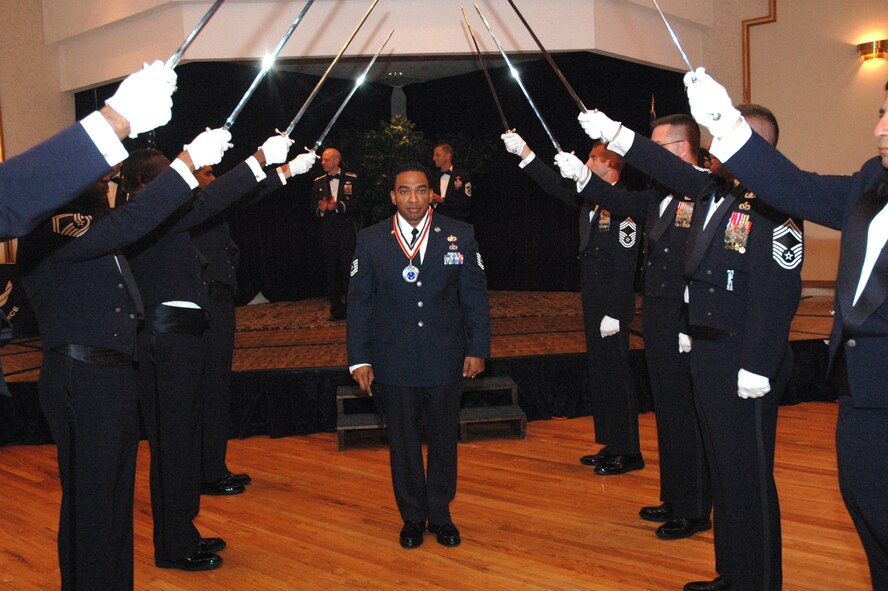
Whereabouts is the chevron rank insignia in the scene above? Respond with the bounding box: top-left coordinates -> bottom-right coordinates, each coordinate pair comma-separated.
772,219 -> 803,270
619,218 -> 637,248
51,213 -> 92,237
350,259 -> 359,276
476,252 -> 484,270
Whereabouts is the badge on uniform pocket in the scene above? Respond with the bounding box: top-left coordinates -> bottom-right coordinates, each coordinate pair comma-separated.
444,252 -> 464,265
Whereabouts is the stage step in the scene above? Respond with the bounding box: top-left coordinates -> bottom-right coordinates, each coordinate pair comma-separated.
335,376 -> 527,451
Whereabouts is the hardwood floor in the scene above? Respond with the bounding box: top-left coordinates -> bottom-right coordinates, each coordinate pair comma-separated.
0,402 -> 870,590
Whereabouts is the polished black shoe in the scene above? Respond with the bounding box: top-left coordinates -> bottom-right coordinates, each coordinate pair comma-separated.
428,522 -> 461,547
399,521 -> 425,549
155,551 -> 223,571
197,537 -> 226,553
225,471 -> 252,486
579,447 -> 612,466
684,576 -> 729,591
656,517 -> 712,540
200,476 -> 245,496
639,502 -> 673,522
594,454 -> 644,475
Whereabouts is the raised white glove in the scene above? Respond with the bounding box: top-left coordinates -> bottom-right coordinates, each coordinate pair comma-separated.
105,60 -> 177,138
554,151 -> 590,185
184,128 -> 233,168
678,333 -> 692,353
260,134 -> 294,165
600,315 -> 620,338
683,67 -> 742,139
577,109 -> 622,143
289,149 -> 318,176
501,132 -> 526,156
737,368 -> 771,399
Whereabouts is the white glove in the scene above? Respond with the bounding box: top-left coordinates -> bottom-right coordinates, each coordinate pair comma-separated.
678,333 -> 692,353
184,128 -> 233,168
554,151 -> 590,185
683,67 -> 742,139
105,60 -> 177,138
577,109 -> 622,143
600,316 -> 620,338
288,149 -> 318,176
501,132 -> 526,156
259,134 -> 294,165
737,368 -> 771,399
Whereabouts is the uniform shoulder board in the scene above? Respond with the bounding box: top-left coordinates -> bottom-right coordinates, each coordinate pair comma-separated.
51,212 -> 92,238
344,171 -> 358,178
314,174 -> 326,182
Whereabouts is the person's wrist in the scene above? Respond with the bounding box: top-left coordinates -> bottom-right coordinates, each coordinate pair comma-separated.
99,105 -> 131,140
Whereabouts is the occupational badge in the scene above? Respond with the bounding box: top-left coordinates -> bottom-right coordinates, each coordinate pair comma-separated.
772,218 -> 803,270
449,244 -> 458,251
447,235 -> 457,242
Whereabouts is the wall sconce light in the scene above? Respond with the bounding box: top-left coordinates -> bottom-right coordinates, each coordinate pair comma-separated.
857,39 -> 888,61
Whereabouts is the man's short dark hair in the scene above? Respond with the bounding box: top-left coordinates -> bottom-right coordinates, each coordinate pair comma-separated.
433,143 -> 453,156
738,104 -> 779,146
651,114 -> 701,156
390,162 -> 432,188
121,148 -> 167,192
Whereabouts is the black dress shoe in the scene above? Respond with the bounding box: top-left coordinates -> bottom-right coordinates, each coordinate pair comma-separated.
656,517 -> 712,540
594,454 -> 644,475
684,576 -> 729,591
200,476 -> 245,496
225,471 -> 252,486
579,447 -> 612,466
639,502 -> 673,522
428,522 -> 461,547
399,521 -> 425,549
197,537 -> 226,553
155,551 -> 223,571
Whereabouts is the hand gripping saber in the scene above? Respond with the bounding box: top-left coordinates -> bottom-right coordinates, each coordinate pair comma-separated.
503,0 -> 587,113
282,0 -> 380,137
473,3 -> 561,152
166,0 -> 226,69
310,30 -> 394,152
460,6 -> 511,133
223,0 -> 316,130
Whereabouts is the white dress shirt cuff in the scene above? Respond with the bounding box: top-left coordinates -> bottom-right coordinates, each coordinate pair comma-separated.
245,156 -> 268,182
169,158 -> 199,189
607,125 -> 635,156
349,363 -> 371,374
709,118 -> 753,162
277,168 -> 289,185
518,152 -> 536,169
80,111 -> 129,166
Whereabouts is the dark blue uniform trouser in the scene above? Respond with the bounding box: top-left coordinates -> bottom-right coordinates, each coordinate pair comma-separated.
376,380 -> 463,526
200,289 -> 236,483
836,395 -> 888,590
40,349 -> 140,591
643,296 -> 710,518
691,337 -> 788,591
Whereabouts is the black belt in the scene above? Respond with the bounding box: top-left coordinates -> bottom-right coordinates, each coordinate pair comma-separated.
56,344 -> 133,366
208,282 -> 236,303
146,304 -> 209,335
687,325 -> 735,341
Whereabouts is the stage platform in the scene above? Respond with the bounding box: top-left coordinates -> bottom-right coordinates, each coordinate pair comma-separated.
0,290 -> 839,445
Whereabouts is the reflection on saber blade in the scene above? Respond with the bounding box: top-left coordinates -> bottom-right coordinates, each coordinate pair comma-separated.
473,3 -> 561,152
650,0 -> 695,73
166,0 -> 226,69
460,6 -> 511,132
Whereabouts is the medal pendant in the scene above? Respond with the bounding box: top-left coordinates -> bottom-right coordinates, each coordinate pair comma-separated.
402,264 -> 419,283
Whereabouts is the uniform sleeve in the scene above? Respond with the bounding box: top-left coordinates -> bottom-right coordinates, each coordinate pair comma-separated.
346,230 -> 376,367
577,176 -> 656,221
624,134 -> 715,200
458,227 -> 491,359
522,157 -> 581,208
165,161 -> 261,233
740,202 -> 803,377
0,122 -> 114,239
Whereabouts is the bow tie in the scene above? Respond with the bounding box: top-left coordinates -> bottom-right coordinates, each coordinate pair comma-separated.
328,173 -> 341,180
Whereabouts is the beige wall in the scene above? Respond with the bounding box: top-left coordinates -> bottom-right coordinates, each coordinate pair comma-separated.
0,0 -> 74,157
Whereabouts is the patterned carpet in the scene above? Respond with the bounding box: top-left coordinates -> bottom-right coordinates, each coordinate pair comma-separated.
1,290 -> 834,381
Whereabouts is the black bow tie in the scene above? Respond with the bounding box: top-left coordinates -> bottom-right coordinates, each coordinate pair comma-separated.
328,173 -> 341,180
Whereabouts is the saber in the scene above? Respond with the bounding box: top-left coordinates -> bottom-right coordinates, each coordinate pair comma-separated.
473,3 -> 561,151
166,0 -> 226,69
503,0 -> 587,112
650,0 -> 695,74
460,6 -> 511,133
310,30 -> 394,152
282,0 -> 380,137
223,0 -> 316,130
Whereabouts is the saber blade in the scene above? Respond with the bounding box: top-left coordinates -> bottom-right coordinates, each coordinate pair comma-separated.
311,30 -> 394,152
460,6 -> 510,132
504,0 -> 587,112
223,0 -> 316,130
166,0 -> 226,69
473,3 -> 561,151
650,0 -> 695,73
283,0 -> 380,137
